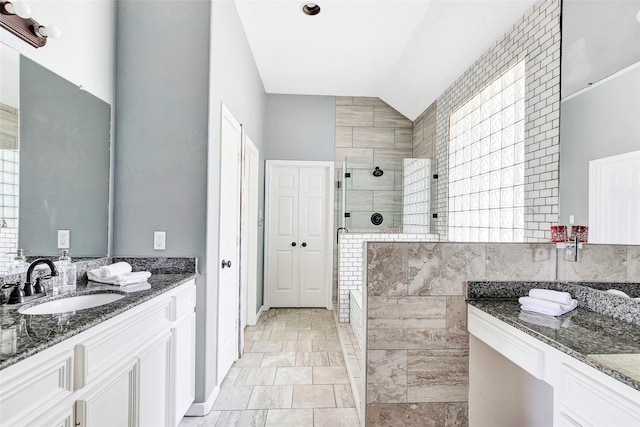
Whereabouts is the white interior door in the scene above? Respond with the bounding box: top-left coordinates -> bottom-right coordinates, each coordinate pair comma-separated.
298,166 -> 330,307
266,164 -> 300,307
266,161 -> 333,309
589,150 -> 640,244
217,104 -> 241,383
243,136 -> 260,326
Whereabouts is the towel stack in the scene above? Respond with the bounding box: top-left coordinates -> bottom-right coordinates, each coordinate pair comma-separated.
518,289 -> 577,317
88,262 -> 152,292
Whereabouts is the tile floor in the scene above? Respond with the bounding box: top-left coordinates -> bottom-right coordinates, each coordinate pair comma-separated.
179,308 -> 360,427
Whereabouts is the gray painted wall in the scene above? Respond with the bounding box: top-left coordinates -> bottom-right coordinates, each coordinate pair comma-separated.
266,94 -> 335,161
20,56 -> 110,256
113,0 -> 211,401
559,65 -> 640,226
207,0 -> 267,397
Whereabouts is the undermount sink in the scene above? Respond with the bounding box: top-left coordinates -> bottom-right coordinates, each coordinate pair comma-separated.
19,293 -> 125,315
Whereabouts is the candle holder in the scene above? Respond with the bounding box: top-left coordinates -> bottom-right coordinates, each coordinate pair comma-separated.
550,225 -> 568,242
571,225 -> 589,243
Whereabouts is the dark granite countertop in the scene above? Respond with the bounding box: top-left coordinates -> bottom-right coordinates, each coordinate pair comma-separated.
0,273 -> 197,370
467,281 -> 640,392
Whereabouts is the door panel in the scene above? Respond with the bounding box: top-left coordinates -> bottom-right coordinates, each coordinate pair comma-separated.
218,104 -> 241,383
267,162 -> 332,309
589,150 -> 640,244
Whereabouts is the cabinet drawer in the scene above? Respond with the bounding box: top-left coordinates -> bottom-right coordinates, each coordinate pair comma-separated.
75,298 -> 172,388
468,306 -> 545,379
0,350 -> 73,426
173,281 -> 196,321
559,363 -> 640,426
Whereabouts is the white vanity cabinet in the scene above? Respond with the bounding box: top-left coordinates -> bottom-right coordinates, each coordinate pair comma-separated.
0,279 -> 196,427
468,305 -> 640,427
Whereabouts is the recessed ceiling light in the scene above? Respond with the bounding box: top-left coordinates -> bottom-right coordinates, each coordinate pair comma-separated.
302,2 -> 321,16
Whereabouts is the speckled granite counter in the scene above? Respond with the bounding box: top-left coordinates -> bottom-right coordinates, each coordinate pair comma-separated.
467,281 -> 640,392
0,257 -> 198,370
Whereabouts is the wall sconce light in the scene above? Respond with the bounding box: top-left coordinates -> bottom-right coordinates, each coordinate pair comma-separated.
0,1 -> 61,48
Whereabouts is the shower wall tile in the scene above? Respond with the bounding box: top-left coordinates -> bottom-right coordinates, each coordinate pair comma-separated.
351,168 -> 395,190
336,105 -> 374,127
373,191 -> 396,211
628,246 -> 640,281
368,296 -> 447,328
395,128 -> 413,150
336,96 -> 354,105
353,97 -> 388,107
374,106 -> 413,128
485,243 -> 556,281
557,244 -> 627,282
350,211 -> 394,231
407,350 -> 469,402
353,127 -> 395,149
367,243 -> 407,296
367,350 -> 408,403
335,147 -> 373,164
445,402 -> 469,427
407,243 -> 485,296
366,402 -> 446,427
347,190 -> 374,211
335,126 -> 353,147
368,327 -> 448,350
375,148 -> 413,158
373,156 -> 403,170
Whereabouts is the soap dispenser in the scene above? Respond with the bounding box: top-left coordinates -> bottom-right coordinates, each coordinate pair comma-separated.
58,250 -> 77,291
9,249 -> 28,274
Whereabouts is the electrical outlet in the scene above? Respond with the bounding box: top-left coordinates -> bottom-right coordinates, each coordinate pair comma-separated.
58,230 -> 70,249
154,231 -> 166,250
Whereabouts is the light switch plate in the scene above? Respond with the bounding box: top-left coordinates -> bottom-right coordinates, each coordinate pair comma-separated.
58,230 -> 70,249
154,231 -> 166,250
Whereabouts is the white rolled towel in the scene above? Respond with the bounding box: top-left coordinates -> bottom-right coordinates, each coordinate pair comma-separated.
606,289 -> 630,298
88,270 -> 151,286
119,282 -> 151,293
98,262 -> 132,278
528,289 -> 572,305
519,296 -> 578,316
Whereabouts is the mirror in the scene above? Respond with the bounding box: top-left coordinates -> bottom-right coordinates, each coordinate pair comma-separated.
0,42 -> 110,273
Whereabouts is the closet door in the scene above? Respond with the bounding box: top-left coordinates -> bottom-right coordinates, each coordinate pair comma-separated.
298,166 -> 330,307
266,161 -> 333,309
267,165 -> 300,307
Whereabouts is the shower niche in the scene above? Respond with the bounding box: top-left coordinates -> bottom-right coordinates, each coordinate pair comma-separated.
337,156 -> 435,234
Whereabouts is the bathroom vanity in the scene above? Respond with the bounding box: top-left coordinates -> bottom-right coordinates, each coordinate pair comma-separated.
0,271 -> 196,427
468,282 -> 640,426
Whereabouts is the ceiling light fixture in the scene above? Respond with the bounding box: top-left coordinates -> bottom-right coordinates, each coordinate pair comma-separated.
302,2 -> 321,16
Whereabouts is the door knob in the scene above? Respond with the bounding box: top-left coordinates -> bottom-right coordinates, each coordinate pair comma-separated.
221,260 -> 232,268
301,242 -> 307,247
291,242 -> 297,247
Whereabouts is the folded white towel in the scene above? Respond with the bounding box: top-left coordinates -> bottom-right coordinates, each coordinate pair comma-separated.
519,296 -> 578,316
518,310 -> 575,329
98,262 -> 132,278
87,270 -> 151,286
528,289 -> 572,305
119,282 -> 151,293
606,289 -> 630,298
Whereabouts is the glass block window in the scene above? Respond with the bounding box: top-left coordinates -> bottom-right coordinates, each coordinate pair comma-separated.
448,61 -> 525,242
402,158 -> 431,234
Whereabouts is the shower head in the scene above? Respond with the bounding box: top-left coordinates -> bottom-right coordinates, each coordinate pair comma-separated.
373,166 -> 384,177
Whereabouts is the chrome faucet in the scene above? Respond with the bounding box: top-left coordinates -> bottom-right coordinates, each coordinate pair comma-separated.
24,258 -> 59,296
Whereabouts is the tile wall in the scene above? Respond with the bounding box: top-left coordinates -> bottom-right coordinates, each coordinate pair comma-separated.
338,233 -> 439,324
0,103 -> 20,272
366,242 -> 640,425
414,0 -> 562,242
364,240 -> 640,425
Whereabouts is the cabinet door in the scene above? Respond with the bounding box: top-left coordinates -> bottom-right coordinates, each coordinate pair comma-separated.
172,312 -> 196,425
267,165 -> 300,307
76,362 -> 137,427
139,333 -> 172,427
298,166 -> 331,307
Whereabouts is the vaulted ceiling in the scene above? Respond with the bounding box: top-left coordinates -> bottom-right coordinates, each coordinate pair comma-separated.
234,0 -> 536,120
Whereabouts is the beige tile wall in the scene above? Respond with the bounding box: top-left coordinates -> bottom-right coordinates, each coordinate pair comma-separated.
412,101 -> 436,159
364,240 -> 639,425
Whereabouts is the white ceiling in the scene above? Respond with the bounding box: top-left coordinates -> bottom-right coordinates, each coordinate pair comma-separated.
234,0 -> 536,120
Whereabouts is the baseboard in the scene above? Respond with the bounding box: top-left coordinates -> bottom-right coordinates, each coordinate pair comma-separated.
256,305 -> 264,322
184,386 -> 219,417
